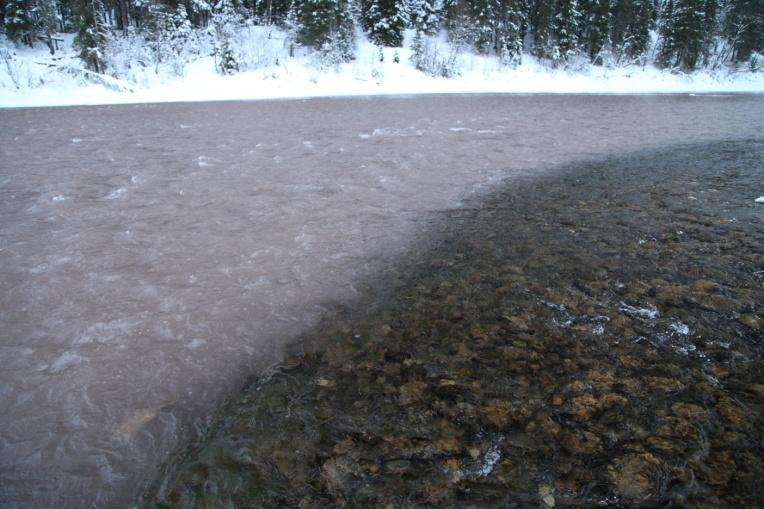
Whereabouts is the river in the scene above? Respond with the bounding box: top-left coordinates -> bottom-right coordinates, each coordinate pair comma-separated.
1,94 -> 763,507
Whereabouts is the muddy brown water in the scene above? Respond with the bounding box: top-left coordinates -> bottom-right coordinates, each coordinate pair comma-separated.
0,95 -> 763,508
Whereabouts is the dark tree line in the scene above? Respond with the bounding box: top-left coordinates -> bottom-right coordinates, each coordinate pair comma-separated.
3,0 -> 762,73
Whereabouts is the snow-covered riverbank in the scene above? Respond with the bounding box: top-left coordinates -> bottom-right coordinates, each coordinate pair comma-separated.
1,30 -> 763,109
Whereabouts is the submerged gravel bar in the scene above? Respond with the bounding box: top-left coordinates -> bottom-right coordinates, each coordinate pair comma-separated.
151,140 -> 763,508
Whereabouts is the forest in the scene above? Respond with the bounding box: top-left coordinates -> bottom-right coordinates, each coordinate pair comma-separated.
2,0 -> 763,81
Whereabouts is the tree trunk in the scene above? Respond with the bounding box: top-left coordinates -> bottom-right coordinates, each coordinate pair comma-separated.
117,0 -> 129,34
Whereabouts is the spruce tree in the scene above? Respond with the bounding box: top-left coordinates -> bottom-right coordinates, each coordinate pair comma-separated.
4,0 -> 57,48
658,0 -> 705,70
724,0 -> 764,63
408,0 -> 440,34
35,0 -> 59,52
581,0 -> 609,62
361,0 -> 405,46
212,0 -> 241,73
627,0 -> 652,61
496,0 -> 525,65
553,0 -> 582,59
298,0 -> 339,48
469,0 -> 497,53
4,0 -> 36,46
530,0 -> 556,59
73,0 -> 108,72
335,6 -> 357,60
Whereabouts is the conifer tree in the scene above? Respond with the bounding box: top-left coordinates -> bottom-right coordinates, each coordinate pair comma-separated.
581,0 -> 609,62
35,0 -> 58,52
530,0 -> 555,59
553,0 -> 582,59
4,0 -> 37,46
610,0 -> 652,62
658,0 -> 705,70
724,0 -> 764,63
4,0 -> 58,48
496,0 -> 525,65
298,0 -> 340,48
469,0 -> 497,53
361,0 -> 405,46
408,0 -> 440,34
212,0 -> 241,73
72,0 -> 108,72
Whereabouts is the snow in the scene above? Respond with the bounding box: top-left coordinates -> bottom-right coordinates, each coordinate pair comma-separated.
620,302 -> 660,320
669,321 -> 690,336
1,28 -> 763,109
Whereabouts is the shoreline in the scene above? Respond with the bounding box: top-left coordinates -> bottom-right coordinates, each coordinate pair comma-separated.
2,71 -> 763,110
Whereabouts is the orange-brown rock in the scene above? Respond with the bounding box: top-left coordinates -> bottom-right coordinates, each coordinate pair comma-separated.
608,453 -> 661,501
569,393 -> 627,420
480,399 -> 515,428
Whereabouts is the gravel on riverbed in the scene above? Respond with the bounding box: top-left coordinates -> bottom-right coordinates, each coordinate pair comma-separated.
147,140 -> 763,508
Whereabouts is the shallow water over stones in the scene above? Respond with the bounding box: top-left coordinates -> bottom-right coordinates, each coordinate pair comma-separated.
151,140 -> 763,508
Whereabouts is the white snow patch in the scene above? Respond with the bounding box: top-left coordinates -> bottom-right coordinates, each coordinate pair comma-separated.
476,445 -> 501,477
675,343 -> 698,355
669,321 -> 690,335
620,302 -> 660,320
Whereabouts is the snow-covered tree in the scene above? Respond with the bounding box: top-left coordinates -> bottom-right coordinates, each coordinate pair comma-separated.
469,0 -> 498,53
329,7 -> 356,61
610,0 -> 653,64
530,0 -> 555,59
724,0 -> 764,63
553,0 -> 582,59
143,4 -> 195,73
4,0 -> 37,45
73,0 -> 108,72
361,0 -> 406,46
4,0 -> 58,50
298,0 -> 340,48
211,0 -> 242,73
581,0 -> 609,62
658,0 -> 706,70
496,0 -> 525,65
407,0 -> 441,34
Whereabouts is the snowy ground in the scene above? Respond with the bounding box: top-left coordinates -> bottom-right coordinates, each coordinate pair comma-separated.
1,30 -> 763,109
